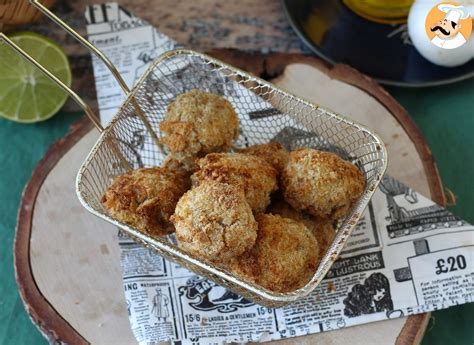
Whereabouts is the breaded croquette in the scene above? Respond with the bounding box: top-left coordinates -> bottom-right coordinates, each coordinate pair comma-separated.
229,214 -> 319,292
159,90 -> 240,171
268,198 -> 336,261
282,148 -> 365,220
162,151 -> 198,174
172,181 -> 257,263
192,153 -> 278,213
238,142 -> 289,173
101,167 -> 190,237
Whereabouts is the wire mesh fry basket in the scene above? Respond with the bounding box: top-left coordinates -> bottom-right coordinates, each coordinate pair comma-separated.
2,1 -> 387,308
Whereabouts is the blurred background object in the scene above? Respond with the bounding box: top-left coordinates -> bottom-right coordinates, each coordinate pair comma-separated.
343,0 -> 414,24
282,0 -> 474,86
0,0 -> 56,31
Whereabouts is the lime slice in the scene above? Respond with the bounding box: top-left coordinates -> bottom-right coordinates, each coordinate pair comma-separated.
0,32 -> 72,123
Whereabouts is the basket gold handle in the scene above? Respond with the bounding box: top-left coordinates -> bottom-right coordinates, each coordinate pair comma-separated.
28,0 -> 163,151
0,32 -> 133,169
28,0 -> 130,95
0,32 -> 104,131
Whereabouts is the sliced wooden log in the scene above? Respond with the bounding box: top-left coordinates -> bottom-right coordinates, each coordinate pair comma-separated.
15,54 -> 443,344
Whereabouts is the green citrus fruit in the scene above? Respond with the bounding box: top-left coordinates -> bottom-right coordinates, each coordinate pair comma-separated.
0,32 -> 72,123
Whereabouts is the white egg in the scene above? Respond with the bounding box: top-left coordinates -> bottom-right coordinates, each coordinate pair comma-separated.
408,0 -> 474,67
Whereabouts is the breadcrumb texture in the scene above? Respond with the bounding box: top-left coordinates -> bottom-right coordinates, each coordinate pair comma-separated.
172,181 -> 257,263
192,153 -> 278,213
268,199 -> 336,261
229,214 -> 319,292
101,167 -> 190,237
238,142 -> 290,173
162,151 -> 199,173
159,90 -> 240,171
282,148 -> 365,220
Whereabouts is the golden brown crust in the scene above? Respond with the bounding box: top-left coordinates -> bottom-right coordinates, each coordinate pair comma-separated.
101,167 -> 190,237
238,142 -> 289,173
312,220 -> 336,262
268,196 -> 320,228
192,152 -> 278,213
229,214 -> 319,292
172,181 -> 257,263
159,89 -> 240,158
282,148 -> 365,220
160,121 -> 201,156
162,151 -> 200,173
268,198 -> 336,261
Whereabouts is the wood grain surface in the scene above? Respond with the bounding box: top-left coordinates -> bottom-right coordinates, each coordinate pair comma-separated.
14,117 -> 92,344
0,0 -> 56,28
15,55 -> 445,344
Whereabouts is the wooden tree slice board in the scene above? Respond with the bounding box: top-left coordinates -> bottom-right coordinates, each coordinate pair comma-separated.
15,53 -> 443,345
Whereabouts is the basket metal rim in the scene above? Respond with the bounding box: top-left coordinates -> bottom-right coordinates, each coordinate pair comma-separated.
76,48 -> 388,304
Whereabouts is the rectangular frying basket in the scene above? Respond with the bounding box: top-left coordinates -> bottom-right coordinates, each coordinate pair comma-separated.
76,49 -> 387,307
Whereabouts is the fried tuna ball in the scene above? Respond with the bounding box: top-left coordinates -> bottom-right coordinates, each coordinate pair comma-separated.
229,214 -> 319,292
238,142 -> 289,173
160,121 -> 202,172
162,151 -> 198,174
101,167 -> 190,237
159,90 -> 240,171
192,153 -> 278,213
268,199 -> 336,261
171,181 -> 257,263
282,148 -> 365,220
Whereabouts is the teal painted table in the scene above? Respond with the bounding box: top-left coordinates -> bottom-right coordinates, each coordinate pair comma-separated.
387,80 -> 474,345
0,78 -> 472,344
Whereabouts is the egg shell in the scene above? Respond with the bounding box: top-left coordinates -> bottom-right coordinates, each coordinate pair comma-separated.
408,0 -> 474,67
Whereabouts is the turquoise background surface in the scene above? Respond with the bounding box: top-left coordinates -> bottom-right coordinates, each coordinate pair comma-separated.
0,78 -> 473,344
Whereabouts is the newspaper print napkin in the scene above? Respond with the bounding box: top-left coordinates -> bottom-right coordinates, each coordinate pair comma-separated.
85,4 -> 474,344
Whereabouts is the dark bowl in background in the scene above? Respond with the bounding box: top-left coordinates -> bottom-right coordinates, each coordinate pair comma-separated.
281,0 -> 474,87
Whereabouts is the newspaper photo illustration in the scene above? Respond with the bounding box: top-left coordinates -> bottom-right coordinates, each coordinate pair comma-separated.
152,288 -> 170,322
343,272 -> 394,317
85,4 -> 474,344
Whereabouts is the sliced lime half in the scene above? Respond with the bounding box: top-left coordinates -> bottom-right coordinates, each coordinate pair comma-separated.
0,32 -> 72,123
